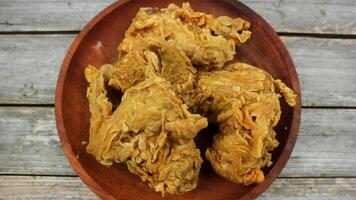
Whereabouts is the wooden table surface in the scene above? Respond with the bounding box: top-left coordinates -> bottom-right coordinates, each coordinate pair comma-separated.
0,0 -> 355,199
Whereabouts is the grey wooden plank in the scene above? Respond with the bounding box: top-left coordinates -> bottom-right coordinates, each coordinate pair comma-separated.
0,0 -> 356,34
0,176 -> 98,200
0,35 -> 73,104
0,107 -> 355,177
0,0 -> 114,32
244,0 -> 356,35
283,37 -> 356,107
259,178 -> 356,200
0,176 -> 355,200
1,35 -> 356,106
280,109 -> 356,177
0,107 -> 73,175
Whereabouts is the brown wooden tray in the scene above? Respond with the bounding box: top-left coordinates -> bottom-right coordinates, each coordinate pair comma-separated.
55,0 -> 301,199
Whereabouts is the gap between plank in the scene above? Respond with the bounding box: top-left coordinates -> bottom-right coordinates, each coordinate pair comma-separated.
0,174 -> 355,179
0,104 -> 54,107
1,104 -> 356,109
302,106 -> 356,109
0,30 -> 356,40
0,30 -> 79,35
278,32 -> 356,39
0,174 -> 78,178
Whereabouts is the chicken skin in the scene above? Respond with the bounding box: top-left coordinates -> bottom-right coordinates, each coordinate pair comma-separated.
108,3 -> 251,97
85,66 -> 208,195
194,63 -> 296,185
83,2 -> 298,196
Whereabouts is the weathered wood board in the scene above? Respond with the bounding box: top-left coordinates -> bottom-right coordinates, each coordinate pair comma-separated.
1,176 -> 355,199
1,35 -> 356,106
0,0 -> 355,34
0,107 -> 355,177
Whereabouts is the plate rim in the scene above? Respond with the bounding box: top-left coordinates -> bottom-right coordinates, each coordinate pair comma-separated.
55,0 -> 302,199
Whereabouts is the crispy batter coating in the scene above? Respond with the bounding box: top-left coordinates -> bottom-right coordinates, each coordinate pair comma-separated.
83,2 -> 297,196
109,2 -> 251,95
85,66 -> 207,195
194,63 -> 296,185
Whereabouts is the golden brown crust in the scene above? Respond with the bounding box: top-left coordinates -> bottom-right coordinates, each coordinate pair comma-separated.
85,73 -> 208,195
195,63 -> 295,185
83,2 -> 296,196
109,2 -> 251,95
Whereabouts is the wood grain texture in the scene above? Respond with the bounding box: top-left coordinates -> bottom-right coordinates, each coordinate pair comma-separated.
284,37 -> 356,107
0,0 -> 355,34
0,176 -> 97,200
0,107 -> 72,175
0,0 -> 353,199
259,178 -> 356,200
0,107 -> 355,177
0,176 -> 355,200
1,35 -> 355,106
281,109 -> 356,177
0,35 -> 73,104
244,0 -> 356,35
0,0 -> 114,32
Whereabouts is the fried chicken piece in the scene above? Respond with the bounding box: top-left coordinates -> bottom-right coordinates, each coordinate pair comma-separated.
177,3 -> 251,45
85,65 -> 113,140
194,63 -> 296,185
206,93 -> 281,184
108,37 -> 149,92
108,2 -> 251,95
84,66 -> 208,195
127,3 -> 250,67
146,39 -> 197,100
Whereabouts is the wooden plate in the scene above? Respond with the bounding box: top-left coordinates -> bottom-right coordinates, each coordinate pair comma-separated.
55,0 -> 302,199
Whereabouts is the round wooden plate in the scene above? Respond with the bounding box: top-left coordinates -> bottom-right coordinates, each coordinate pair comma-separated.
55,0 -> 301,199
